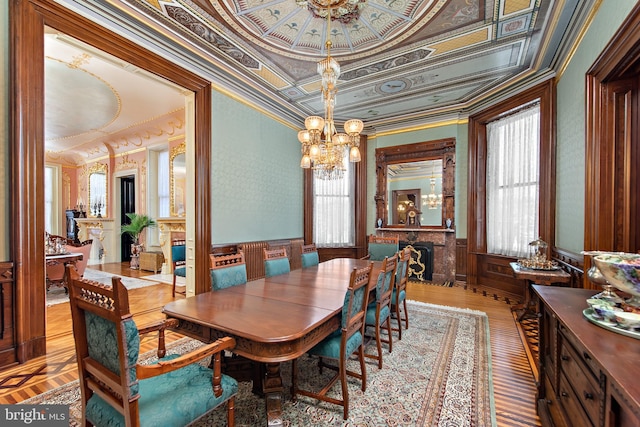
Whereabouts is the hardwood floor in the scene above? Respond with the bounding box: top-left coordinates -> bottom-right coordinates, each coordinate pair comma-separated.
0,263 -> 541,426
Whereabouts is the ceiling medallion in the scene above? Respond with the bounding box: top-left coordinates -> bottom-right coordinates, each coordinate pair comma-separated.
295,0 -> 366,24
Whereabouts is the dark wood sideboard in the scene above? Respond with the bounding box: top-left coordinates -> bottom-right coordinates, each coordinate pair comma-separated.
534,285 -> 640,427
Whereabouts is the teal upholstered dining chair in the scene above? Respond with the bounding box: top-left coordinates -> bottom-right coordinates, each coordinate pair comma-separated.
263,247 -> 290,278
291,262 -> 374,420
363,235 -> 399,261
66,267 -> 238,427
171,239 -> 186,297
365,255 -> 397,369
392,247 -> 411,340
210,251 -> 247,291
301,243 -> 320,268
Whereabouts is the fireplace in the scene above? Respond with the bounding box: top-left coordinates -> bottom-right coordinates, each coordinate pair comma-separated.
400,241 -> 434,282
376,228 -> 455,283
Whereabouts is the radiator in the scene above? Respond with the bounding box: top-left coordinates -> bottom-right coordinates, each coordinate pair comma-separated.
239,241 -> 268,281
238,239 -> 305,281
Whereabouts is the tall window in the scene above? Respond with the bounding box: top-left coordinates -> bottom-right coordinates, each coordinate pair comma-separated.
486,103 -> 540,257
157,149 -> 170,217
313,154 -> 355,247
44,166 -> 54,233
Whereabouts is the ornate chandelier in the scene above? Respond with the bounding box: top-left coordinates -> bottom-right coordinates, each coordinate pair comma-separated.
297,3 -> 363,180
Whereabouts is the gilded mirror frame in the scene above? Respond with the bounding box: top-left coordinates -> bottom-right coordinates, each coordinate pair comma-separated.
87,162 -> 108,218
170,142 -> 187,217
375,138 -> 455,228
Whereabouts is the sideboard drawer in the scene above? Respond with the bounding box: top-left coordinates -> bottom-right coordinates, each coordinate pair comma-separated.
559,322 -> 600,376
558,373 -> 594,427
559,337 -> 601,424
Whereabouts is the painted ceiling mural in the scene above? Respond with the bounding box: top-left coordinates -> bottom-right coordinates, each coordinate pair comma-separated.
127,0 -> 562,126
45,0 -> 590,163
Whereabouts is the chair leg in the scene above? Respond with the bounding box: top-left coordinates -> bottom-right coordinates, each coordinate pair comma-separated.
364,317 -> 385,369
374,318 -> 383,369
339,355 -> 348,420
172,274 -> 176,297
227,396 -> 235,427
403,298 -> 409,329
357,345 -> 367,392
393,303 -> 403,340
385,316 -> 393,353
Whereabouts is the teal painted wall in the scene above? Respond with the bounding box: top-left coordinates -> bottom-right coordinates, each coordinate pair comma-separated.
369,123 -> 468,238
555,0 -> 636,253
210,91 -> 302,243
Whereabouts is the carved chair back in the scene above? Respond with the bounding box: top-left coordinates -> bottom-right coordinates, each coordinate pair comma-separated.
263,247 -> 290,278
210,251 -> 247,291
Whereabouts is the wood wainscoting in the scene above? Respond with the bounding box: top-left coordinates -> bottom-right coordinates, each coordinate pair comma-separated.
456,238 -> 467,282
0,261 -> 16,370
212,238 -> 304,281
467,247 -> 583,299
473,254 -> 524,298
317,247 -> 360,262
551,247 -> 584,288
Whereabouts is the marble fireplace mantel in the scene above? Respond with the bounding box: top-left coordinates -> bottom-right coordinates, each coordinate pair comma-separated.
375,228 -> 455,283
76,218 -> 117,265
157,217 -> 186,274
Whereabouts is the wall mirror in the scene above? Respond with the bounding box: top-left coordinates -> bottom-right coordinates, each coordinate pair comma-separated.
375,138 -> 455,228
388,159 -> 444,226
87,163 -> 108,218
170,142 -> 186,217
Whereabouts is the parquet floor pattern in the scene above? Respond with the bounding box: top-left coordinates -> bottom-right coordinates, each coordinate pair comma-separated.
0,263 -> 541,426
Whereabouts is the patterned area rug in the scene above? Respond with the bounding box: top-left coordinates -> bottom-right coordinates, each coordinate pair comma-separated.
22,301 -> 496,426
46,268 -> 162,307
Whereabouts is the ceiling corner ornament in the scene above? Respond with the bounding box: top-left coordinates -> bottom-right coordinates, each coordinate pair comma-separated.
297,4 -> 363,180
296,0 -> 366,24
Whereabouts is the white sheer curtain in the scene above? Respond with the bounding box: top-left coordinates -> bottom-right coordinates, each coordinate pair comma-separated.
157,150 -> 170,217
486,103 -> 540,257
313,154 -> 355,247
44,166 -> 54,233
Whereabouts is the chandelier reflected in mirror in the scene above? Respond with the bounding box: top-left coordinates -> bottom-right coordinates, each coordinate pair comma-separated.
421,160 -> 442,209
423,178 -> 443,209
297,2 -> 363,180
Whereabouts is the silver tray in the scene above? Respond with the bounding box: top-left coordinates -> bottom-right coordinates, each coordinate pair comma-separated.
525,266 -> 561,271
583,308 -> 640,340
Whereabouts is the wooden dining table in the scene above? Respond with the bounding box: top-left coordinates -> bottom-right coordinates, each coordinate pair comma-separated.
162,257 -> 380,427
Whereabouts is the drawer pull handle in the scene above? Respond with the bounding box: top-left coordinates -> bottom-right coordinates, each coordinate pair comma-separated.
561,392 -> 569,398
561,355 -> 569,361
583,391 -> 593,400
583,352 -> 591,360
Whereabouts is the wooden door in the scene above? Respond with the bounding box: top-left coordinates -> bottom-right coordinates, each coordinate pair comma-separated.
120,176 -> 136,261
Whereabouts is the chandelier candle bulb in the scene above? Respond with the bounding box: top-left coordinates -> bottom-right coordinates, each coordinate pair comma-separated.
349,146 -> 361,162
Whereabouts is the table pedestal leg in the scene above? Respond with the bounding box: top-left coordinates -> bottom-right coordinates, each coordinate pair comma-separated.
263,362 -> 284,426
